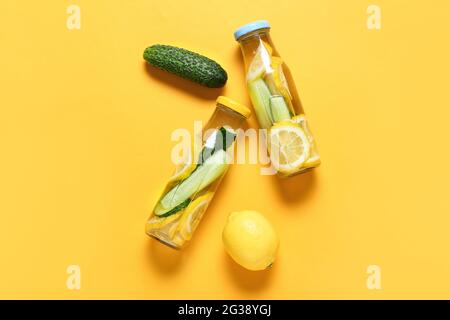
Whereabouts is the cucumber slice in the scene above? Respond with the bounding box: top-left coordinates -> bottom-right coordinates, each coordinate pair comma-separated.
157,198 -> 191,218
248,79 -> 273,129
154,150 -> 229,216
269,95 -> 291,123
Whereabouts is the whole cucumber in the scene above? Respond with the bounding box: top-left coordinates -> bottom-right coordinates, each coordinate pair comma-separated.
143,44 -> 228,88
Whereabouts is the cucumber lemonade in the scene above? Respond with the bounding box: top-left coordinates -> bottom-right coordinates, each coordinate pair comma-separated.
146,97 -> 250,249
235,21 -> 321,177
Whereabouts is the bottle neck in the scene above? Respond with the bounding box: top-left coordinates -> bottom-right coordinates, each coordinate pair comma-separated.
237,28 -> 272,46
237,29 -> 276,67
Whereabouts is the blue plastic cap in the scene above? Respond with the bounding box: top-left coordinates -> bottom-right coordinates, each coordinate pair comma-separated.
234,20 -> 270,41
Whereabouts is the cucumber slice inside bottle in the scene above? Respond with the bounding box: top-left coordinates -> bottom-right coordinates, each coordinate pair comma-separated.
269,95 -> 291,122
156,198 -> 191,218
154,150 -> 229,216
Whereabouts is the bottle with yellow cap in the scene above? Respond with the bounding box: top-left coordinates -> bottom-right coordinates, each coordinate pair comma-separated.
235,20 -> 321,177
146,96 -> 251,249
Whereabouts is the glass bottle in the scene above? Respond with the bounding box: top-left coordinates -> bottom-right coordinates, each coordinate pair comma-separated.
235,20 -> 321,177
146,96 -> 251,249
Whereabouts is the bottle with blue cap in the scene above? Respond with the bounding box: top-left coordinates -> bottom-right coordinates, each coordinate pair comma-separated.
234,20 -> 321,177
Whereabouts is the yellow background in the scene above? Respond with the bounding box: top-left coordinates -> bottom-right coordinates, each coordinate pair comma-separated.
1,0 -> 450,299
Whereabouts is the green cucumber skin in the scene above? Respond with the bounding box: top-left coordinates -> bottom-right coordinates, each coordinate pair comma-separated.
248,79 -> 273,129
157,198 -> 191,218
154,150 -> 229,216
144,45 -> 228,88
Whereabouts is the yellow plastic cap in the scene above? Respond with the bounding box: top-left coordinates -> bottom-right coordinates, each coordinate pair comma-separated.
216,96 -> 251,119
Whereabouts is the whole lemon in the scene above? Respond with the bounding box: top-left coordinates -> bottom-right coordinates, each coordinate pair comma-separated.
222,210 -> 279,271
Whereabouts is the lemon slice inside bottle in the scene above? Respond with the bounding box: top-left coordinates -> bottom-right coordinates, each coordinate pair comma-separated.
171,233 -> 185,247
176,192 -> 214,240
266,56 -> 295,116
270,56 -> 292,100
169,148 -> 196,183
290,115 -> 321,168
269,121 -> 310,174
246,40 -> 273,82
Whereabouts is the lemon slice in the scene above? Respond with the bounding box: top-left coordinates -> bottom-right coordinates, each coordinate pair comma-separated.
270,56 -> 292,100
269,121 -> 310,174
246,40 -> 273,81
290,115 -> 321,167
291,115 -> 314,143
290,115 -> 321,168
169,147 -> 196,183
304,154 -> 321,167
177,192 -> 213,240
146,211 -> 183,231
166,221 -> 175,237
171,233 -> 185,247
